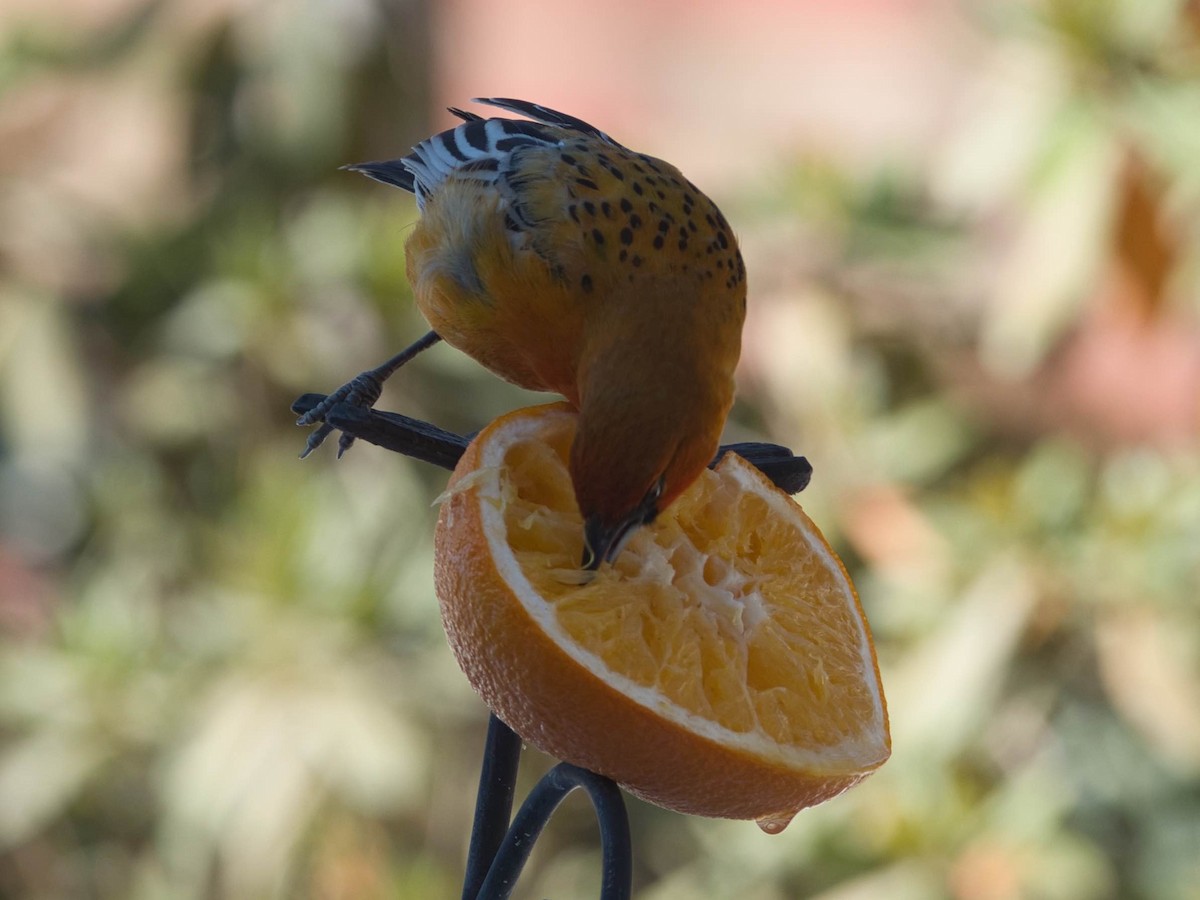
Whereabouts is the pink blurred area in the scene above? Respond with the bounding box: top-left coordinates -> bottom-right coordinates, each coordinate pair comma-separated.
431,0 -> 976,183
431,0 -> 1200,449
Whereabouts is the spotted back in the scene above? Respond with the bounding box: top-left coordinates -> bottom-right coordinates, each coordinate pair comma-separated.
514,136 -> 748,299
348,99 -> 746,304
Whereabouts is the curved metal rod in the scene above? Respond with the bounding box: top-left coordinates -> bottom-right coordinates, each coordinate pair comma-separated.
474,757 -> 633,900
461,715 -> 632,900
292,392 -> 813,494
461,715 -> 522,900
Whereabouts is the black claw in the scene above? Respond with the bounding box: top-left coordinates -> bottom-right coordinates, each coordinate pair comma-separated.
297,373 -> 386,456
300,422 -> 337,458
297,332 -> 443,459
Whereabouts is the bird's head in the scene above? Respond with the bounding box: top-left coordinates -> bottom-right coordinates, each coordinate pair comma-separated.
570,370 -> 732,570
567,268 -> 744,569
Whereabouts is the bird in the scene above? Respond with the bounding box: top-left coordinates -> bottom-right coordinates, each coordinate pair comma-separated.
299,98 -> 747,569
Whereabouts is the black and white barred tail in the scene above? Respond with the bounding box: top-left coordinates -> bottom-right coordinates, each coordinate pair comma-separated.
344,98 -> 621,211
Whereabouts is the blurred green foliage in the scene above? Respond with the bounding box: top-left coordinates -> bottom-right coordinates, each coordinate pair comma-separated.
1,0 -> 1199,898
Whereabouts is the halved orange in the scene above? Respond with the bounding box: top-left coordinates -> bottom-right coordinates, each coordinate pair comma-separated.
434,403 -> 889,830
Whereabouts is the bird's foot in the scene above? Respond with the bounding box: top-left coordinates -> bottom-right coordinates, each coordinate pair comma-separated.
297,331 -> 443,459
297,369 -> 387,458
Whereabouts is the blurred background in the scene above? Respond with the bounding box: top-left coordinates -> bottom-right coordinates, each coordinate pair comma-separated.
2,0 -> 1199,896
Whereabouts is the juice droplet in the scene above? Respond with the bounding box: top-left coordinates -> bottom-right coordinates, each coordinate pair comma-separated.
755,811 -> 795,834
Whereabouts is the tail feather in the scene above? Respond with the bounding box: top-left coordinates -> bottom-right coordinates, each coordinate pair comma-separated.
345,98 -> 621,209
472,97 -> 619,146
341,160 -> 415,192
448,106 -> 483,123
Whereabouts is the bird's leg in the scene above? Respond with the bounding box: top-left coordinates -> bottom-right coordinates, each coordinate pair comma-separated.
298,329 -> 442,458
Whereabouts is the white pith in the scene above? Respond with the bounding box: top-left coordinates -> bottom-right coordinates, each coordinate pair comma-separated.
473,408 -> 888,773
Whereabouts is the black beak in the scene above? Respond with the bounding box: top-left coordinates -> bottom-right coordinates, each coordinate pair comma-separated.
580,484 -> 664,571
581,516 -> 638,571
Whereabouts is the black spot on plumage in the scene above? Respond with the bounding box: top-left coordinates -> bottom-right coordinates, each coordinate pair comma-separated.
632,182 -> 644,195
592,228 -> 605,245
678,227 -> 688,240
581,273 -> 593,293
678,239 -> 688,251
683,193 -> 695,206
658,220 -> 670,233
656,190 -> 666,200
632,162 -> 645,174
717,231 -> 729,249
584,201 -> 596,216
607,165 -> 624,180
620,228 -> 633,245
601,201 -> 613,218
620,198 -> 633,213
645,175 -> 658,186
639,154 -> 662,173
687,220 -> 697,233
683,204 -> 693,216
506,171 -> 536,191
629,213 -> 642,229
653,235 -> 664,250
577,177 -> 599,191
619,249 -> 628,262
717,259 -> 725,268
705,213 -> 717,228
632,255 -> 643,267
561,153 -> 577,165
648,201 -> 660,214
568,205 -> 579,223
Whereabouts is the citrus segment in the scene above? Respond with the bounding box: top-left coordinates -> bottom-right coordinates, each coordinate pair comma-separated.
435,403 -> 889,823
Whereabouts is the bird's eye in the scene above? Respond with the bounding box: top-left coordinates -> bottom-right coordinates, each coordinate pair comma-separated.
650,475 -> 666,501
635,475 -> 667,528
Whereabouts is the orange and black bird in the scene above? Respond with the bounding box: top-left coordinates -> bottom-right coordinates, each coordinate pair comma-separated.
299,98 -> 747,568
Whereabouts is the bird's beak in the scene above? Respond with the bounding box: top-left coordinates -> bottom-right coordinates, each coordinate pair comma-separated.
580,488 -> 663,570
578,513 -> 628,571
581,516 -> 638,571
